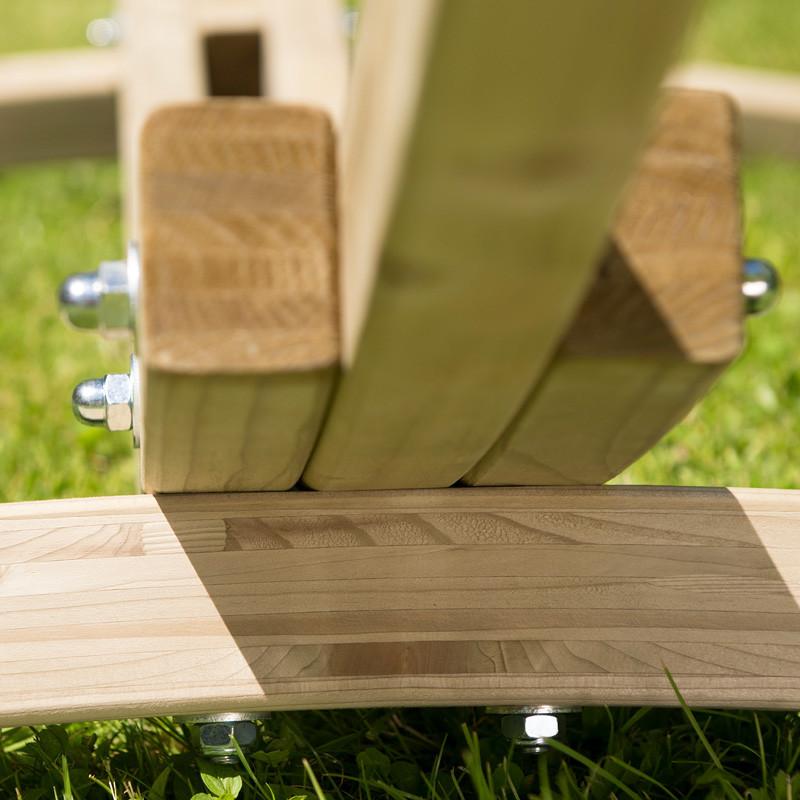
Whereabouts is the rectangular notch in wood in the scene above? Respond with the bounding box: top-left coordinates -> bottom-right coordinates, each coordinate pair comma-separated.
204,31 -> 263,97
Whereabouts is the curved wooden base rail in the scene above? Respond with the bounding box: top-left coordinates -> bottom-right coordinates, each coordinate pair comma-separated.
2,485 -> 800,724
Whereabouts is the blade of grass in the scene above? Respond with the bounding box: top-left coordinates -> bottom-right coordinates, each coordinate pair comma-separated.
60,754 -> 73,800
542,739 -> 640,800
537,754 -> 553,800
664,667 -> 744,800
303,759 -> 328,800
754,712 -> 768,793
607,756 -> 679,800
231,737 -> 275,800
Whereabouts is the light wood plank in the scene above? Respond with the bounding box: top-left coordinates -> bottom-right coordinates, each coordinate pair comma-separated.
304,0 -> 698,490
467,90 -> 743,486
138,102 -> 338,492
118,0 -> 202,234
258,0 -> 348,128
0,49 -> 118,165
1,485 -> 800,724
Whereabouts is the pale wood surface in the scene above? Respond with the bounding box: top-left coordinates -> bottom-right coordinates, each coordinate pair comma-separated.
118,0 -> 202,234
139,102 -> 338,492
0,49 -> 118,165
304,0 -> 698,491
2,485 -> 800,724
467,90 -> 743,486
259,0 -> 348,128
671,62 -> 800,159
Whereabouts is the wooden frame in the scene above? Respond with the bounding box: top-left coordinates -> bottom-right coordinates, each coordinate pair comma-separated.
0,49 -> 118,166
6,52 -> 800,167
2,485 -> 800,724
304,0 -> 699,491
3,1 -> 792,722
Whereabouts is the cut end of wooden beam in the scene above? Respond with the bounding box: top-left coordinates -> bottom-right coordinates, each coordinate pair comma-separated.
139,100 -> 339,375
137,101 -> 339,493
465,89 -> 743,487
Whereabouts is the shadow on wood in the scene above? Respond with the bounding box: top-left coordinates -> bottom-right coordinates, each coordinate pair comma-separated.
2,487 -> 797,724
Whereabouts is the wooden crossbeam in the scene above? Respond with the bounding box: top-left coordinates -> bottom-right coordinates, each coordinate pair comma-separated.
303,0 -> 699,490
138,102 -> 339,492
0,49 -> 118,166
467,90 -> 743,486
1,485 -> 800,725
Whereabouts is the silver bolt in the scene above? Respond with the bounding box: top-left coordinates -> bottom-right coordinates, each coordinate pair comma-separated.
59,241 -> 139,336
86,16 -> 122,47
177,713 -> 269,765
488,706 -> 579,754
743,258 -> 780,316
72,356 -> 140,443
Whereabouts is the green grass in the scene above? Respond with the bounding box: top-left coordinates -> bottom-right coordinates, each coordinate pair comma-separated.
686,0 -> 800,73
0,160 -> 135,501
5,707 -> 800,800
3,0 -> 800,797
0,0 -> 112,54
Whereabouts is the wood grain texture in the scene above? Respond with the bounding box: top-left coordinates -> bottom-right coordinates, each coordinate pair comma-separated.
467,90 -> 743,486
1,485 -> 800,724
139,102 -> 338,492
0,49 -> 118,165
304,0 -> 698,491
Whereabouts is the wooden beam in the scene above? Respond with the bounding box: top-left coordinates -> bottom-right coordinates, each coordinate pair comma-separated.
466,90 -> 743,486
2,485 -> 800,725
303,0 -> 698,490
0,49 -> 118,166
138,102 -> 338,492
671,61 -> 800,159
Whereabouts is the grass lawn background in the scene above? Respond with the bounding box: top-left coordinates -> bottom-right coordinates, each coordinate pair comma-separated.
1,2 -> 800,798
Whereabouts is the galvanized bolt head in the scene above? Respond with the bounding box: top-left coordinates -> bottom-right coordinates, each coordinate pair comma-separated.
489,705 -> 578,755
59,272 -> 103,330
59,243 -> 139,336
743,258 -> 780,316
177,713 -> 268,765
72,362 -> 136,433
71,378 -> 106,426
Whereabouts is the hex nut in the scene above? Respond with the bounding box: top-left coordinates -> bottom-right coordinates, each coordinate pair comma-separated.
59,243 -> 139,336
490,706 -> 579,755
177,713 -> 268,765
97,259 -> 133,332
198,720 -> 258,747
104,373 -> 133,431
190,720 -> 260,764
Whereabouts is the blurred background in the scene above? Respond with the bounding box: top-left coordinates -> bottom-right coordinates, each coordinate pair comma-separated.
1,0 -> 799,501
